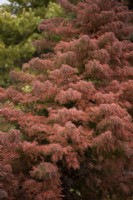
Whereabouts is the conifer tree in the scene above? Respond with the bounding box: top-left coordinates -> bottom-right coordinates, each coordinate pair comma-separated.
0,0 -> 64,87
0,0 -> 133,199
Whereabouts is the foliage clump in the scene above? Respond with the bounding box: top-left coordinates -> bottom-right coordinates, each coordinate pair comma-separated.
0,0 -> 64,87
0,0 -> 133,199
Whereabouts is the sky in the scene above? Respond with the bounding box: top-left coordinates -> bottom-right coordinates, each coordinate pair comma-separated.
0,0 -> 9,4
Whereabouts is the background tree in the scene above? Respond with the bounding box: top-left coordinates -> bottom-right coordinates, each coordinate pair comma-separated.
0,0 -> 133,199
0,0 -> 64,87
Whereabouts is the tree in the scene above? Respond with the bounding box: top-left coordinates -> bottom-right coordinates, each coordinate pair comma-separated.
0,0 -> 133,199
0,1 -> 64,87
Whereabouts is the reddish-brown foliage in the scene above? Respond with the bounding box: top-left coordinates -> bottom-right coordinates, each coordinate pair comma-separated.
0,0 -> 133,199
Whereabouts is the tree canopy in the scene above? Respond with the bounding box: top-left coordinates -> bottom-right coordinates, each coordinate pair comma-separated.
0,0 -> 64,87
0,0 -> 133,199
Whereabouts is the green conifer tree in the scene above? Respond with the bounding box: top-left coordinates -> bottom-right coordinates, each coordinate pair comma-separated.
0,0 -> 64,87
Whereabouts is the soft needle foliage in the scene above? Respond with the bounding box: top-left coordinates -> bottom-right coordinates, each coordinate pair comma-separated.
0,1 -> 64,87
0,0 -> 133,199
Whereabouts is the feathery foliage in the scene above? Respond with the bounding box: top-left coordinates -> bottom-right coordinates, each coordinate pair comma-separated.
0,0 -> 133,199
0,0 -> 64,87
